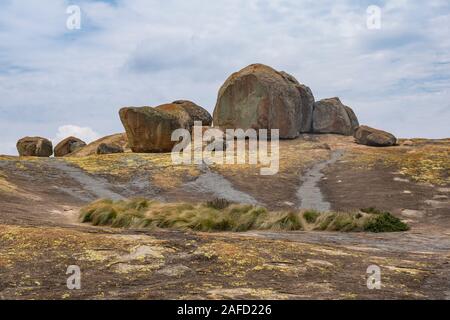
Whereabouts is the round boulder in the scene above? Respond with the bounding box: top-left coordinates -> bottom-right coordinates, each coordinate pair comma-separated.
354,125 -> 397,147
213,64 -> 314,139
17,137 -> 53,157
312,97 -> 359,136
54,136 -> 86,157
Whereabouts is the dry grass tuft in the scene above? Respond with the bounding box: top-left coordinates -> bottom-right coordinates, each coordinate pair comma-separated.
80,199 -> 409,233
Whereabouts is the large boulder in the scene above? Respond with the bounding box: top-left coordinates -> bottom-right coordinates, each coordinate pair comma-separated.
96,143 -> 124,155
279,71 -> 315,133
16,137 -> 53,157
213,64 -> 314,139
155,100 -> 212,132
354,125 -> 397,147
312,97 -> 359,135
119,107 -> 181,153
54,136 -> 86,157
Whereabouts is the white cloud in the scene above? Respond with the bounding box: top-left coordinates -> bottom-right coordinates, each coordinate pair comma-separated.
54,125 -> 100,145
0,0 -> 449,155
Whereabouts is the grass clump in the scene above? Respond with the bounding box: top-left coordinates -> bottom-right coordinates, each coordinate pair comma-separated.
79,199 -> 303,232
363,212 -> 410,233
80,198 -> 149,226
303,210 -> 320,223
206,198 -> 231,210
80,199 -> 410,234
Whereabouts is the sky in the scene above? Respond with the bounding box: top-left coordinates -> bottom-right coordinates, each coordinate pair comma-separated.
0,0 -> 449,155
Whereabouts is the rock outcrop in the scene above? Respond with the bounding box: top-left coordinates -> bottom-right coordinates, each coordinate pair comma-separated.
96,143 -> 124,155
312,98 -> 359,136
354,125 -> 397,147
120,101 -> 212,153
54,137 -> 86,157
16,137 -> 53,157
213,64 -> 314,139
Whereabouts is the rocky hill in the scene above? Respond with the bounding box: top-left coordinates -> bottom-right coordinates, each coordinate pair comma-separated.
1,64 -> 449,300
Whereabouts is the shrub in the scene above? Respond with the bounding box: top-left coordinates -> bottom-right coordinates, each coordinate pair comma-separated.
363,212 -> 410,233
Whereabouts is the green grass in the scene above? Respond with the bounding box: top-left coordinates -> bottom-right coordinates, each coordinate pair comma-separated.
360,207 -> 410,232
303,210 -> 320,223
80,200 -> 410,233
80,199 -> 303,232
363,212 -> 410,233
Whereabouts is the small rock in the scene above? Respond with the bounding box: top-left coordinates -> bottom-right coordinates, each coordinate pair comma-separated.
96,143 -> 124,155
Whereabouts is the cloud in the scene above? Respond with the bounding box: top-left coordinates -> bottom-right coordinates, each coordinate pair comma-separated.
0,0 -> 449,155
54,125 -> 100,144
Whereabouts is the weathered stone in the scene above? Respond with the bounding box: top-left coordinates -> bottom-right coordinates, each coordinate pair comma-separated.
69,133 -> 129,157
54,136 -> 86,157
313,98 -> 359,135
213,64 -> 313,139
296,84 -> 315,133
16,137 -> 53,157
172,100 -> 212,126
354,125 -> 397,147
344,105 -> 359,131
155,100 -> 212,132
119,106 -> 181,153
96,143 -> 124,155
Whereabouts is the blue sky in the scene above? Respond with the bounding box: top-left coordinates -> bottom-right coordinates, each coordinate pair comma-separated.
0,0 -> 449,155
